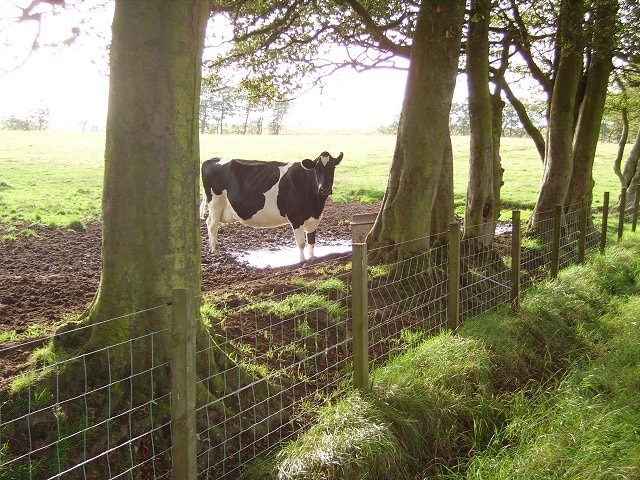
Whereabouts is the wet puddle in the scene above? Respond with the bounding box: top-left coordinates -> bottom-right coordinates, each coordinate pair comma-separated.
232,240 -> 352,268
495,223 -> 512,235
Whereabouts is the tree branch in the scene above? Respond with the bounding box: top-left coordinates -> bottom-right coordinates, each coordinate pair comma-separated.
337,0 -> 411,59
499,80 -> 546,162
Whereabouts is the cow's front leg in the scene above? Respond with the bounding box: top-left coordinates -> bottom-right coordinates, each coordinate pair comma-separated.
305,230 -> 316,259
293,227 -> 306,262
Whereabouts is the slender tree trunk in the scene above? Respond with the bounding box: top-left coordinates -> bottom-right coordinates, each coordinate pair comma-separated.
614,109 -> 630,183
464,0 -> 495,244
502,82 -> 546,163
431,129 -> 455,244
530,0 -> 585,228
491,92 -> 505,223
368,0 -> 465,260
566,0 -> 618,210
624,129 -> 640,194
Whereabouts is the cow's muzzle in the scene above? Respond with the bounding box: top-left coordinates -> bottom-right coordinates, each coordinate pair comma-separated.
319,186 -> 333,196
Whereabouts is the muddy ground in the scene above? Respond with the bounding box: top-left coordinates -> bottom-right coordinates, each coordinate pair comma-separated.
0,200 -> 380,379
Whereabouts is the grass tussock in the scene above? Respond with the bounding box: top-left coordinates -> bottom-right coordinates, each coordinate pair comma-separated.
243,238 -> 640,480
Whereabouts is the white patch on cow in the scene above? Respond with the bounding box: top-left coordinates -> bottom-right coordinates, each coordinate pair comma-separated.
210,163 -> 294,231
303,216 -> 322,235
320,154 -> 330,166
242,163 -> 292,227
218,157 -> 233,165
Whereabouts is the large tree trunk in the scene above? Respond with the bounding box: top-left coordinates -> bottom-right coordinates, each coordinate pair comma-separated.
368,0 -> 465,261
566,0 -> 618,210
464,0 -> 495,245
529,0 -> 585,229
50,1 -> 211,404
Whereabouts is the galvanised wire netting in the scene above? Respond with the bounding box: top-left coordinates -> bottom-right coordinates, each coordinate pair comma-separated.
194,256 -> 353,479
367,241 -> 449,368
0,305 -> 173,480
0,200 -> 628,479
459,222 -> 510,320
520,210 -> 554,290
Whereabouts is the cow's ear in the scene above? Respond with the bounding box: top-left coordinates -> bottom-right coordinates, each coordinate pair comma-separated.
301,158 -> 317,170
335,152 -> 343,164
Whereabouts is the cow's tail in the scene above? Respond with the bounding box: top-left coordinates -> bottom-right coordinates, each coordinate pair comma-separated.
199,191 -> 208,219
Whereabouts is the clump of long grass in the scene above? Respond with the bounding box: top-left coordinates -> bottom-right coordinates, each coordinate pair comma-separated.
243,239 -> 640,480
455,297 -> 640,479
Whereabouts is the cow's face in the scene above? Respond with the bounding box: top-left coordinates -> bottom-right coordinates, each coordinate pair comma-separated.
301,151 -> 343,197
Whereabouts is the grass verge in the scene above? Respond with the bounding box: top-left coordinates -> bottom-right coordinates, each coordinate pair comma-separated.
241,237 -> 640,479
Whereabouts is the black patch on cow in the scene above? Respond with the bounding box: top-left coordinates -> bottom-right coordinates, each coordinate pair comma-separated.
276,163 -> 327,229
306,230 -> 316,245
201,158 -> 284,221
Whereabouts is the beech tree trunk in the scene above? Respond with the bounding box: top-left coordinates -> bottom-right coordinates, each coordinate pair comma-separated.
622,129 -> 640,210
53,1 -> 210,388
431,129 -> 455,244
464,0 -> 495,244
624,130 -> 640,187
529,0 -> 585,228
566,0 -> 618,209
368,0 -> 465,260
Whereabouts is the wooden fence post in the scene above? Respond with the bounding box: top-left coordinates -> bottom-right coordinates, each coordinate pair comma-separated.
550,205 -> 562,278
510,210 -> 521,313
350,214 -> 375,393
578,197 -> 587,264
633,184 -> 640,233
172,288 -> 197,480
618,187 -> 627,242
600,191 -> 609,253
447,222 -> 460,331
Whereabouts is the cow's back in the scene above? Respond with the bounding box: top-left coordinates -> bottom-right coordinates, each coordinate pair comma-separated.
201,158 -> 289,223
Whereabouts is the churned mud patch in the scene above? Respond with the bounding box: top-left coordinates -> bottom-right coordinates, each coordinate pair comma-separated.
0,200 -> 380,378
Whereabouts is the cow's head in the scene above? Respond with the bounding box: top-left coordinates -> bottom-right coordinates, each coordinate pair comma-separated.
301,151 -> 343,197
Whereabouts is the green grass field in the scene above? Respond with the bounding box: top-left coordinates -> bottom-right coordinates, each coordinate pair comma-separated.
0,130 -> 622,230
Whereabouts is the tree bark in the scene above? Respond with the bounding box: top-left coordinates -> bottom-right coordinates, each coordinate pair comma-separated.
530,0 -> 585,228
368,0 -> 465,260
566,0 -> 618,209
431,129 -> 455,244
622,129 -> 640,208
464,0 -> 495,244
54,1 -> 210,387
614,109 -> 630,183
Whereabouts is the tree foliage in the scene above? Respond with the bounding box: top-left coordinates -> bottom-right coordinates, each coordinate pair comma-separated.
207,0 -> 412,99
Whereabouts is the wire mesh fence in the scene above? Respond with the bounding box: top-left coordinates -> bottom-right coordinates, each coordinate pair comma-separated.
0,192 -> 634,479
0,305 -> 173,480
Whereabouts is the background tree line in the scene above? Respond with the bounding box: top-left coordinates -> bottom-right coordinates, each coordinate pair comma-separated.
1,106 -> 50,131
199,76 -> 290,134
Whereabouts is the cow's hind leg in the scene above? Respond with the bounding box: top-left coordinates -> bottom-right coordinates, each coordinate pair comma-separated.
305,230 -> 316,259
293,227 -> 306,263
205,198 -> 224,254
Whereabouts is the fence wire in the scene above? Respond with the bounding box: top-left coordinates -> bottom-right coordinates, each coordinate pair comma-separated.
195,262 -> 352,479
367,242 -> 448,368
0,304 -> 172,480
0,199 -> 629,479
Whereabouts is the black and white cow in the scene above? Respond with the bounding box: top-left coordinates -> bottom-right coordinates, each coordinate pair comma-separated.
200,151 -> 343,262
